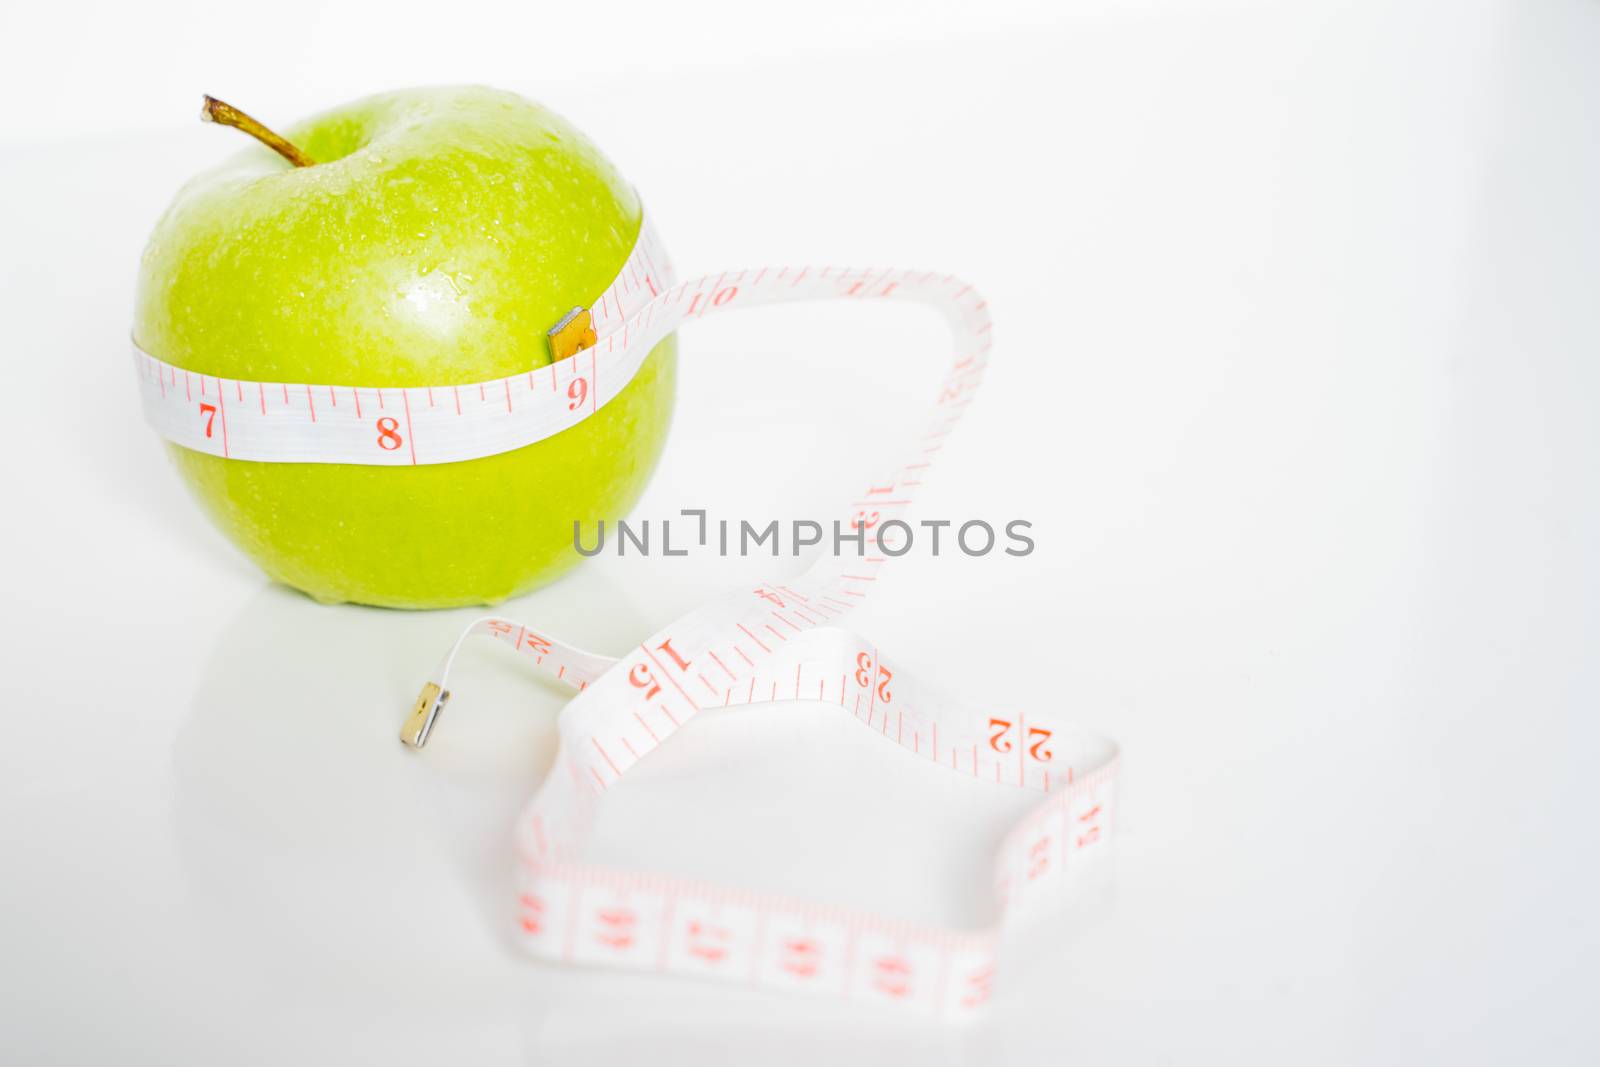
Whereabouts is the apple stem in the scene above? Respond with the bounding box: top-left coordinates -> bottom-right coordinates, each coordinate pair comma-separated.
200,95 -> 316,168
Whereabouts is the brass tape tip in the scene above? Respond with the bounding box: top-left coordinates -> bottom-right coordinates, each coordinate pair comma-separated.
400,682 -> 449,748
548,306 -> 597,362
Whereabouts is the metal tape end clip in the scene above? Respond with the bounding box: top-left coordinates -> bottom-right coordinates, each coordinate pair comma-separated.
400,682 -> 450,749
547,306 -> 597,362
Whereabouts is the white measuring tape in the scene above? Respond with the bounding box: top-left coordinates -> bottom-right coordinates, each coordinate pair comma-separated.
135,209 -> 1121,1018
134,215 -> 674,464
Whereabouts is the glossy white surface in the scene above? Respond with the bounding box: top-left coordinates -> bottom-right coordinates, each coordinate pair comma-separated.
2,1 -> 1596,1063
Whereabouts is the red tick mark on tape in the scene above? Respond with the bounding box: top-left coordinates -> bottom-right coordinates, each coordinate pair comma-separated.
591,738 -> 621,776
737,624 -> 771,654
401,390 -> 418,465
633,712 -> 659,742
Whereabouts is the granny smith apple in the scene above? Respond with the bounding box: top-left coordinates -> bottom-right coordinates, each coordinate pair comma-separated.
134,86 -> 676,608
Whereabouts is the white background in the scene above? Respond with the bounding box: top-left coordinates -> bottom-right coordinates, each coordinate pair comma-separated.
1,0 -> 1596,1063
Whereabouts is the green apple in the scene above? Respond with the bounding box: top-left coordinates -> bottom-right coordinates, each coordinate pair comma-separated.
134,87 -> 676,608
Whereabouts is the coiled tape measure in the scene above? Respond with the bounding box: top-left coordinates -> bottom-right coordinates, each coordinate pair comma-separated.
134,210 -> 1121,1018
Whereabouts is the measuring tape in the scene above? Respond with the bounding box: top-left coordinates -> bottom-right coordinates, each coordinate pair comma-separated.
135,209 -> 1121,1018
133,215 -> 673,464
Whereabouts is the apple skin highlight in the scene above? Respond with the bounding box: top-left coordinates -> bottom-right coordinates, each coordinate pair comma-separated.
134,87 -> 677,608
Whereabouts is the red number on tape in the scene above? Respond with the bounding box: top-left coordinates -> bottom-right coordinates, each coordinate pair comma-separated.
376,416 -> 403,451
519,893 -> 545,935
873,956 -> 912,998
961,966 -> 994,1009
657,637 -> 691,672
686,921 -> 731,963
595,908 -> 636,950
628,663 -> 661,701
1027,837 -> 1051,880
782,939 -> 820,978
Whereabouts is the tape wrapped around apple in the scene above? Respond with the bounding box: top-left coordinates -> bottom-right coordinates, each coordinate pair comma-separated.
134,87 -> 677,609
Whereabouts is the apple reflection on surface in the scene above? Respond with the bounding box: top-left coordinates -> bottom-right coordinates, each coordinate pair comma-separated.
169,566 -> 650,1035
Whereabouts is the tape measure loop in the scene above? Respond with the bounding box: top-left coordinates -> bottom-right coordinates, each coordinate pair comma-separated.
135,204 -> 1114,1015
